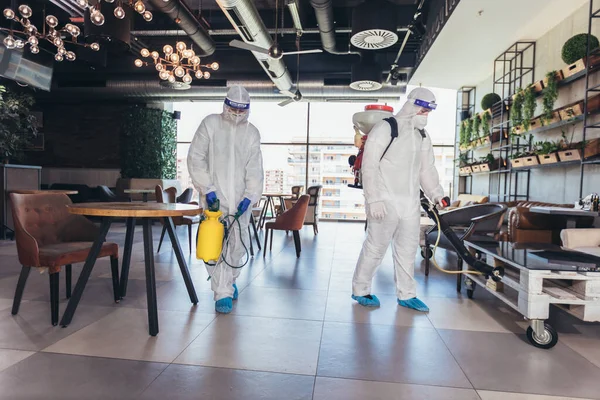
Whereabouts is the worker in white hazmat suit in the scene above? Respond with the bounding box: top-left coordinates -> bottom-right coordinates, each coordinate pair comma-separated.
187,86 -> 264,314
351,87 -> 445,312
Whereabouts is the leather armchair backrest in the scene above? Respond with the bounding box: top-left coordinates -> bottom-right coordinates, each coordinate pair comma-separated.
177,188 -> 193,204
275,195 -> 310,231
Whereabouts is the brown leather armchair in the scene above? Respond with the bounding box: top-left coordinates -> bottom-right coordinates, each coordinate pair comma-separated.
9,193 -> 120,326
264,195 -> 310,258
507,201 -> 594,244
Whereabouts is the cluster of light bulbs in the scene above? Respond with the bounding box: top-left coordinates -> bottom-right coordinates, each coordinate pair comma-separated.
135,42 -> 220,84
75,0 -> 153,26
2,5 -> 100,62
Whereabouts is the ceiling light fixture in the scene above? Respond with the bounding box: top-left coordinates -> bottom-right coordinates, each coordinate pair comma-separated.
76,0 -> 153,26
134,41 -> 219,84
2,5 -> 100,62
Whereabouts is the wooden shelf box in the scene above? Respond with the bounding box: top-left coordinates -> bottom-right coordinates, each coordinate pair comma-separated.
538,153 -> 559,165
472,164 -> 482,173
558,149 -> 582,162
562,58 -> 586,79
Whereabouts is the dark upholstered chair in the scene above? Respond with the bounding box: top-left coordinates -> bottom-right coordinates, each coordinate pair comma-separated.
155,186 -> 200,253
305,185 -> 322,234
9,193 -> 120,325
424,203 -> 507,291
284,185 -> 304,211
176,188 -> 194,204
96,185 -> 130,202
264,195 -> 310,258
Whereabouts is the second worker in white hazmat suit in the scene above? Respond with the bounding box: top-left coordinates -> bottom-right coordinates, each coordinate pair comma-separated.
351,87 -> 445,312
187,86 -> 264,314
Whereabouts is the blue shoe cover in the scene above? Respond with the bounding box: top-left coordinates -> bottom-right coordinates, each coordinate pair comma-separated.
233,284 -> 238,301
351,294 -> 380,307
398,297 -> 429,312
215,297 -> 233,314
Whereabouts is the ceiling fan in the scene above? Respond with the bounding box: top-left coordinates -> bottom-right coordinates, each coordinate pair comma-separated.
278,35 -> 306,107
228,0 -> 322,60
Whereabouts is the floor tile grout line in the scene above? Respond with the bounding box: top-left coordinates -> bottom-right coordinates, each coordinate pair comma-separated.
315,372 -> 479,391
429,324 -> 478,391
312,222 -> 340,400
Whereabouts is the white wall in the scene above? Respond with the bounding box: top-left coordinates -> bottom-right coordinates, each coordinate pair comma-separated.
469,2 -> 600,203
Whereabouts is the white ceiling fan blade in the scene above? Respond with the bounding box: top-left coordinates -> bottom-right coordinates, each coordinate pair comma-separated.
278,98 -> 295,107
283,49 -> 323,56
280,90 -> 296,97
229,40 -> 269,55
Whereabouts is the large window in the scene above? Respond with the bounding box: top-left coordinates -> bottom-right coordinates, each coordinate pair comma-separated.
172,85 -> 457,221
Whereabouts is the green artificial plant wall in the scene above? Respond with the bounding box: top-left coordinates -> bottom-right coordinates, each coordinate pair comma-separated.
120,107 -> 177,179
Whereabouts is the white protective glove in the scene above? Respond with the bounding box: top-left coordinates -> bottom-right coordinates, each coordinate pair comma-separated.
368,201 -> 387,220
433,196 -> 447,210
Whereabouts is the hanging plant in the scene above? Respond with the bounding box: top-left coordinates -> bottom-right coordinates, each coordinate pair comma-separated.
522,86 -> 536,132
542,70 -> 559,124
481,111 -> 492,137
455,152 -> 469,166
459,120 -> 467,147
510,89 -> 524,130
472,114 -> 482,139
466,117 -> 474,144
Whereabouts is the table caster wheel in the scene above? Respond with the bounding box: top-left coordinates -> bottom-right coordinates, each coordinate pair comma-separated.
421,247 -> 433,259
526,324 -> 558,349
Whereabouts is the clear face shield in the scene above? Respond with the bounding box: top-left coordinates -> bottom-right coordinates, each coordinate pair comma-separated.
223,97 -> 250,124
411,98 -> 437,129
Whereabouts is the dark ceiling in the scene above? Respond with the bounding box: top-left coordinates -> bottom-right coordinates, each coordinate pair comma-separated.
0,0 -> 431,93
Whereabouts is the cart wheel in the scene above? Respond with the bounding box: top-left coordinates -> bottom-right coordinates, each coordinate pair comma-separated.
467,288 -> 474,299
526,324 -> 558,349
420,247 -> 433,259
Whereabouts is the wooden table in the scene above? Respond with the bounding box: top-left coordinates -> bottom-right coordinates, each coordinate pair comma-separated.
529,206 -> 599,228
124,189 -> 155,202
258,193 -> 293,229
9,190 -> 78,195
60,202 -> 201,336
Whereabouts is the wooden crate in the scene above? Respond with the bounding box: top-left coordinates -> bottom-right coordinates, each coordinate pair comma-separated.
511,157 -> 528,168
459,167 -> 466,175
472,164 -> 481,173
463,166 -> 473,174
584,138 -> 600,159
560,102 -> 584,120
529,118 -> 543,131
523,155 -> 539,166
562,58 -> 586,78
538,153 -> 559,165
513,125 -> 525,135
558,148 -> 582,162
544,111 -> 561,126
480,163 -> 491,172
543,70 -> 565,86
532,80 -> 545,93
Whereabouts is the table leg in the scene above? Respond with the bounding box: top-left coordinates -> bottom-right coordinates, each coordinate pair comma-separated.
142,218 -> 159,336
259,199 -> 268,229
60,217 -> 112,327
279,196 -> 286,212
164,217 -> 198,305
250,214 -> 261,250
566,218 -> 577,229
120,217 -> 136,298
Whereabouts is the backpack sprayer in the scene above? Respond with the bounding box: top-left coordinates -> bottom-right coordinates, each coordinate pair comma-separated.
346,105 -> 504,281
196,199 -> 250,279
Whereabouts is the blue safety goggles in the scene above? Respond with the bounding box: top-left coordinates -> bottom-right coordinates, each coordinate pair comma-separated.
224,98 -> 250,110
413,98 -> 437,110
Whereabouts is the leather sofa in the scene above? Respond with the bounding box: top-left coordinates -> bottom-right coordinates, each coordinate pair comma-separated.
506,201 -> 594,244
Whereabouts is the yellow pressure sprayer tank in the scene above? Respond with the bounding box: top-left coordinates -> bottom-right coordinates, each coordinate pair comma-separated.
196,209 -> 225,263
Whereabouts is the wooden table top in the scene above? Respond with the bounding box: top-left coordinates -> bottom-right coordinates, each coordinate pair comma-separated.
10,190 -> 79,195
67,202 -> 201,218
124,189 -> 156,194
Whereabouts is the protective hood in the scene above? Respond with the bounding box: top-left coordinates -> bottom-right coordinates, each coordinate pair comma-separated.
223,85 -> 251,124
396,87 -> 436,119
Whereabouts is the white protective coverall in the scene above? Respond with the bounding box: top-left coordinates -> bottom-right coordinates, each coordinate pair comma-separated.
352,87 -> 444,300
187,86 -> 264,301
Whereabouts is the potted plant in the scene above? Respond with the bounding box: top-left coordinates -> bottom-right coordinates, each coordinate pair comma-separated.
534,139 -> 562,165
511,89 -> 524,133
459,120 -> 468,151
542,70 -> 560,125
562,33 -> 600,78
481,93 -> 501,113
522,85 -> 537,132
0,85 -> 38,164
465,117 -> 474,149
479,153 -> 496,172
510,150 -> 538,168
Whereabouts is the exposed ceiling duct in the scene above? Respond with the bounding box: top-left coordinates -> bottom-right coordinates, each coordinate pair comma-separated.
350,58 -> 383,91
350,0 -> 398,50
48,79 -> 405,101
147,0 -> 216,56
215,0 -> 293,94
309,0 -> 359,55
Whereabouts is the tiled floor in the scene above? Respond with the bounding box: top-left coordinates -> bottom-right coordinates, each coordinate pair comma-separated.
0,222 -> 599,399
